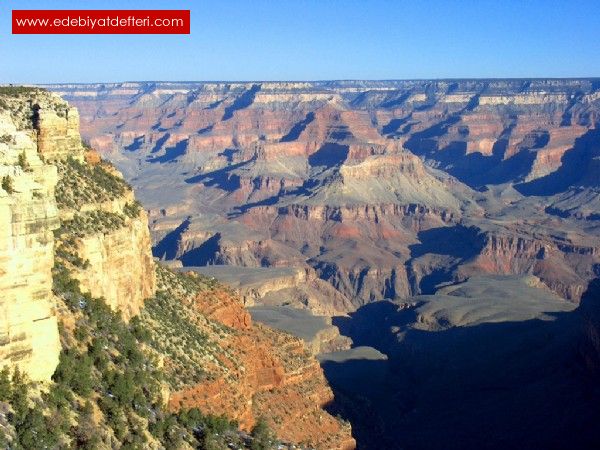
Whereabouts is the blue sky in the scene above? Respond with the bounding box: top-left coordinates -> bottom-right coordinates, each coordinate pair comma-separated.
1,0 -> 599,83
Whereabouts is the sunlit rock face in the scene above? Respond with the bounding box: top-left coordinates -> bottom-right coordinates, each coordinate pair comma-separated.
0,90 -> 157,380
47,80 -> 600,311
0,97 -> 61,381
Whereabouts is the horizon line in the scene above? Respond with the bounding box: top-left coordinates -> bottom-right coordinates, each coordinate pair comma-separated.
0,76 -> 596,86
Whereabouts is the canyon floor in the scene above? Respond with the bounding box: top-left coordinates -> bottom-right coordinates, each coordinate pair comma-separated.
48,80 -> 600,449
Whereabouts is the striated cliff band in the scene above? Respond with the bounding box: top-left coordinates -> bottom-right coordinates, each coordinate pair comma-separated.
0,88 -> 354,449
46,80 -> 600,312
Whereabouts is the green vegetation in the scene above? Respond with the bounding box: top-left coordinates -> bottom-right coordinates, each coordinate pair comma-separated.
0,86 -> 46,113
55,239 -> 91,269
124,200 -> 143,218
1,175 -> 14,194
56,210 -> 127,238
0,86 -> 45,97
142,290 -> 209,388
17,151 -> 31,171
140,266 -> 232,390
41,261 -> 265,448
0,262 -> 280,448
54,156 -> 131,209
251,417 -> 276,450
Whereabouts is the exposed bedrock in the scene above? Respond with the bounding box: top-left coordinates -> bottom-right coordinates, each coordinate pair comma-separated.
46,80 -> 600,312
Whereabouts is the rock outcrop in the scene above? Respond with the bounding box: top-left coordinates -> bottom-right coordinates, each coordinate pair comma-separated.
143,266 -> 356,449
68,211 -> 156,318
0,88 -> 156,381
36,106 -> 83,160
0,95 -> 61,381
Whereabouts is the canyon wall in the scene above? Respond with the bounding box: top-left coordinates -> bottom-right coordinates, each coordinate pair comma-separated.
0,89 -> 356,448
0,104 -> 60,381
0,89 -> 156,379
161,274 -> 355,449
47,80 -> 599,309
69,211 -> 156,318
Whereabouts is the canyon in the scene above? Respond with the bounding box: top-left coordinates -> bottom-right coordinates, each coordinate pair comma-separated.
47,80 -> 600,311
37,80 -> 600,448
0,88 -> 354,449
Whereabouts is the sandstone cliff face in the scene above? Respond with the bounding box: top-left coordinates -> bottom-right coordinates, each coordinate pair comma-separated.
51,143 -> 157,321
0,104 -> 60,381
69,211 -> 156,318
37,106 -> 83,161
0,89 -> 155,382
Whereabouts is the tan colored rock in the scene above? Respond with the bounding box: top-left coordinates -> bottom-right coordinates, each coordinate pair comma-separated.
0,111 -> 60,381
71,211 -> 156,320
37,106 -> 85,161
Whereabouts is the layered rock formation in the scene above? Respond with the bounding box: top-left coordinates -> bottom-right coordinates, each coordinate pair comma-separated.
0,88 -> 356,448
0,98 -> 61,381
66,211 -> 156,318
36,105 -> 83,160
142,266 -> 356,449
46,80 -> 600,312
50,148 -> 156,320
0,91 -> 151,377
0,88 -> 157,379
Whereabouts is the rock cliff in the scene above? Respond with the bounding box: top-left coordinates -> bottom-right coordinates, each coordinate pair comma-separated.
142,266 -> 356,449
0,88 -> 156,380
0,93 -> 60,381
0,87 -> 356,448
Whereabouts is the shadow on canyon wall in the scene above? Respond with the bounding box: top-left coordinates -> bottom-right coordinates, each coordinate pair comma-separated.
406,225 -> 485,294
222,84 -> 261,121
184,157 -> 254,190
324,278 -> 600,449
147,138 -> 189,164
308,143 -> 350,169
152,217 -> 190,260
403,114 -> 553,189
515,127 -> 600,196
280,112 -> 315,142
179,233 -> 222,266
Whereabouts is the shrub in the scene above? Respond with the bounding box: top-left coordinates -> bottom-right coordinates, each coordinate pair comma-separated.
0,367 -> 11,401
1,175 -> 14,194
250,417 -> 275,450
56,210 -> 127,238
17,151 -> 30,171
0,86 -> 45,97
54,156 -> 131,209
52,350 -> 94,397
124,200 -> 143,218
